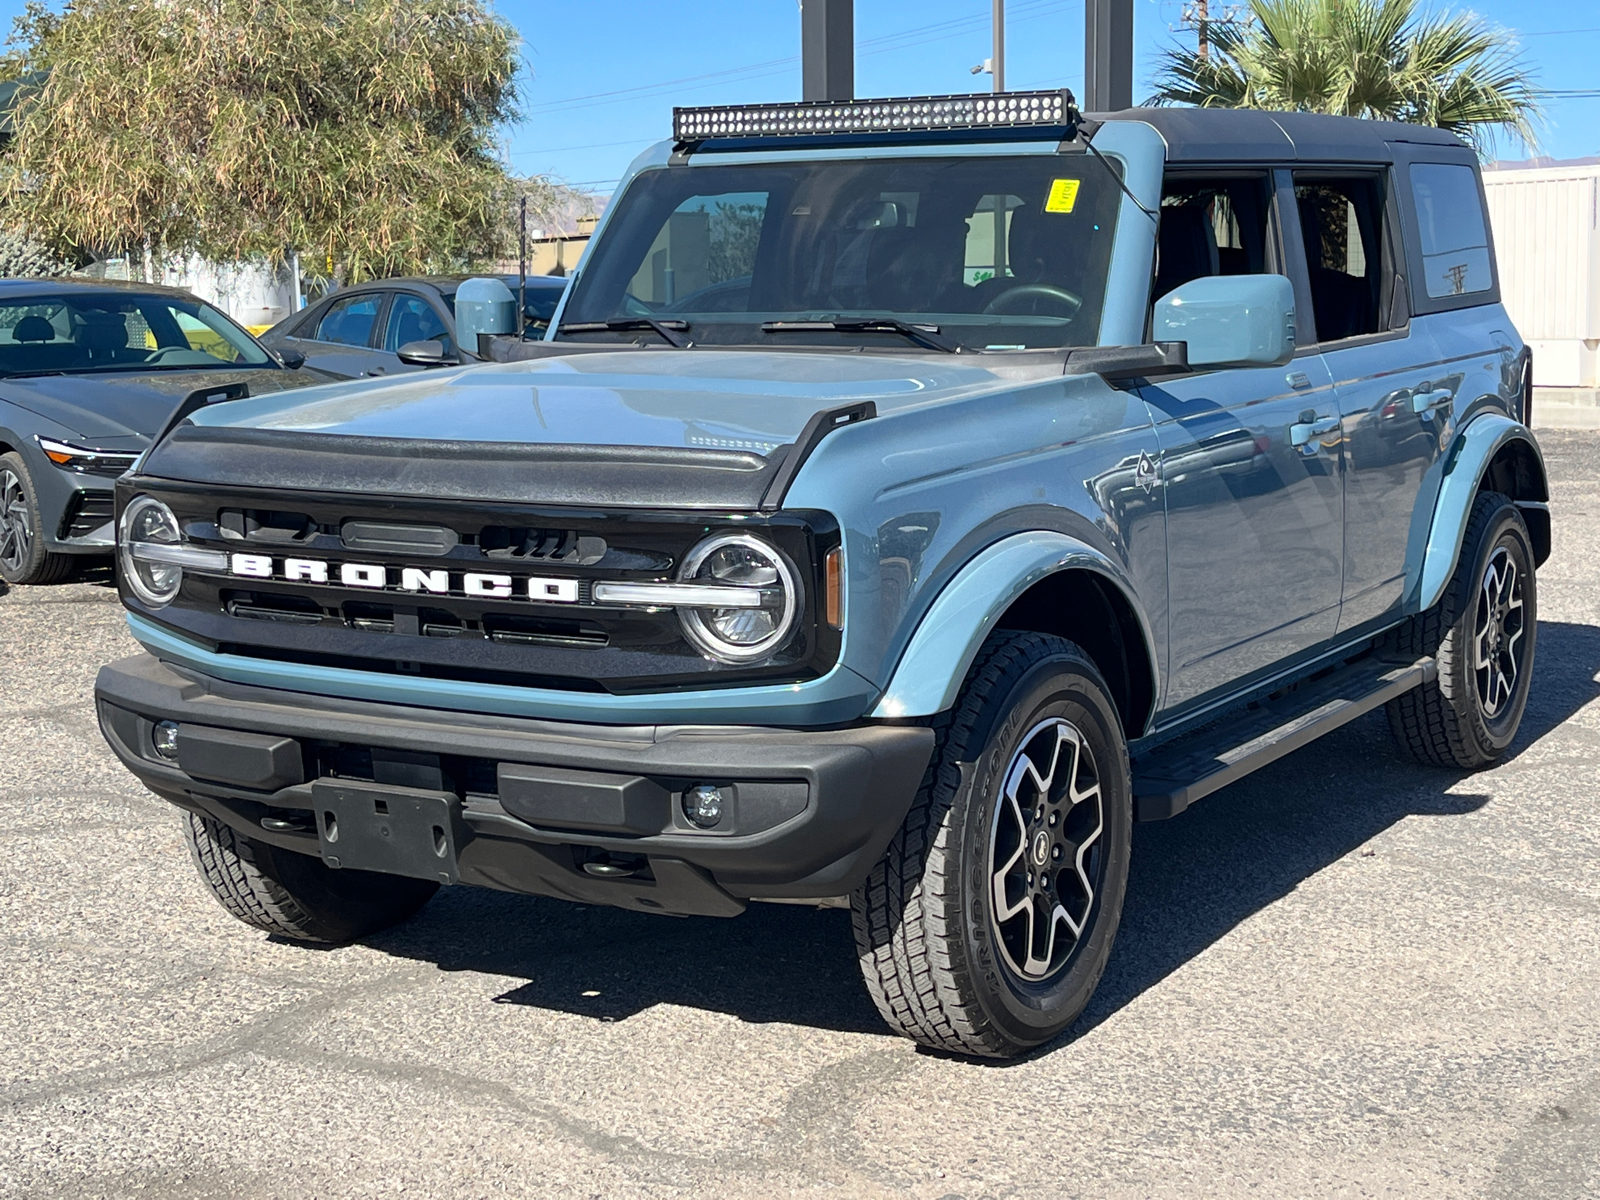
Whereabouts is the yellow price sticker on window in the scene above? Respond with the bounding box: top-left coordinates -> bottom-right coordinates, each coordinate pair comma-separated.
1045,179 -> 1081,213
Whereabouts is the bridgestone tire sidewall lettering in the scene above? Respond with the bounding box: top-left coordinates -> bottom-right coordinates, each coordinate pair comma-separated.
956,655 -> 1132,1039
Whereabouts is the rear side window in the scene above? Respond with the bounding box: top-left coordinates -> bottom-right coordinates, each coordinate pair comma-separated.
315,293 -> 381,346
1409,164 -> 1492,299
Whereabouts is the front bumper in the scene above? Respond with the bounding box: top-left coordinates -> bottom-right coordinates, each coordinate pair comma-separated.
96,652 -> 934,917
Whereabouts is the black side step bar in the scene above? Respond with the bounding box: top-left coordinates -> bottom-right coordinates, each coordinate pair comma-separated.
1132,656 -> 1436,822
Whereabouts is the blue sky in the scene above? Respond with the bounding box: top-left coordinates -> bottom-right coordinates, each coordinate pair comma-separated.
5,1 -> 1598,193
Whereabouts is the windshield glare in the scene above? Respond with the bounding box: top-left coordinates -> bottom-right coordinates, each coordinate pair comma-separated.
560,155 -> 1123,351
0,292 -> 273,377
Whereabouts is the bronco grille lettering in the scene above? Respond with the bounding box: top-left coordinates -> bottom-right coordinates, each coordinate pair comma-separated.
225,553 -> 580,604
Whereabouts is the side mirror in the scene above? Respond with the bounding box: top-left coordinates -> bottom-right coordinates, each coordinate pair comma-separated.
1152,274 -> 1296,369
396,339 -> 457,367
275,348 -> 306,370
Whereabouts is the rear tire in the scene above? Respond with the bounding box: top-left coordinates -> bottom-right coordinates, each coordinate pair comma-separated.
852,631 -> 1133,1058
183,813 -> 438,943
1387,491 -> 1537,769
0,452 -> 74,585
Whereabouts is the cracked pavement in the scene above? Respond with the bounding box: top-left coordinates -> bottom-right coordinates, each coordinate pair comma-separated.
3,433 -> 1599,1198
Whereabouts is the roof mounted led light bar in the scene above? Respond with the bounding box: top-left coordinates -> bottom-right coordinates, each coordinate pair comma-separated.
673,89 -> 1080,145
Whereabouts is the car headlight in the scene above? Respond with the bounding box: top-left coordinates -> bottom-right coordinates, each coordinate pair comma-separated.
119,495 -> 226,607
37,436 -> 141,478
676,533 -> 800,663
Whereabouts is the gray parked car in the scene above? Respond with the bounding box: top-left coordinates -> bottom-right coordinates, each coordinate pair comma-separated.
260,275 -> 568,378
0,280 -> 331,585
97,95 -> 1545,1058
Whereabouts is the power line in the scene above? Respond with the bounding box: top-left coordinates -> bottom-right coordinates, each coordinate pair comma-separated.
511,137 -> 657,158
520,0 -> 1078,117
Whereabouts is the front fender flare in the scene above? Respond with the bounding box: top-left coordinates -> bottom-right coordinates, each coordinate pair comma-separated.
870,531 -> 1157,720
1413,414 -> 1547,613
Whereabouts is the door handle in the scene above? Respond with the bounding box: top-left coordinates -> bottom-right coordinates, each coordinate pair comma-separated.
1290,416 -> 1339,447
362,367 -> 387,377
1411,387 -> 1453,415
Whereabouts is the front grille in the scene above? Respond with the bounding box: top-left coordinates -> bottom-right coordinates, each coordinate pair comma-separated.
479,526 -> 606,564
60,491 -> 115,539
121,480 -> 841,694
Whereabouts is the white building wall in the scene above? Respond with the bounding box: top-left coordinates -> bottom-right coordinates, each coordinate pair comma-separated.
1483,164 -> 1600,387
158,255 -> 300,331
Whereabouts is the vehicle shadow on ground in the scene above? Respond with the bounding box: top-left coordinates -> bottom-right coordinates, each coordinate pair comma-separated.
0,559 -> 114,598
363,620 -> 1600,1046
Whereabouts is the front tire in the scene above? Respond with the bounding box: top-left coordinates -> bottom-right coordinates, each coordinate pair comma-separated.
0,452 -> 74,586
1388,490 -> 1538,769
184,813 -> 438,943
852,632 -> 1133,1058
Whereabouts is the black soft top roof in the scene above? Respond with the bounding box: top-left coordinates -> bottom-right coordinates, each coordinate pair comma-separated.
1098,107 -> 1466,164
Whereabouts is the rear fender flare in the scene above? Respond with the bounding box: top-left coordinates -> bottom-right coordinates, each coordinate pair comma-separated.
1413,414 -> 1548,613
870,531 -> 1158,722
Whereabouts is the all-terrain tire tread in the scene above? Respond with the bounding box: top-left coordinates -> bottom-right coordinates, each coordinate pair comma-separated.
1386,491 -> 1520,769
183,813 -> 340,942
852,631 -> 1099,1057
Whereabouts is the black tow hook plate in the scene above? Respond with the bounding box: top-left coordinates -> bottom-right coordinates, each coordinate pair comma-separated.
311,779 -> 462,885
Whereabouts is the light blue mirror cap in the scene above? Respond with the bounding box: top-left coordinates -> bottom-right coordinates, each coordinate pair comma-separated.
1152,273 -> 1296,368
456,276 -> 517,346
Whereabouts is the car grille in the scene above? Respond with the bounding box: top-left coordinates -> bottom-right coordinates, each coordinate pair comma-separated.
60,491 -> 115,539
117,480 -> 839,694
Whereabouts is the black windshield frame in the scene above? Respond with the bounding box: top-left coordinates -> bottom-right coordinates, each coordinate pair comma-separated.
558,154 -> 1123,352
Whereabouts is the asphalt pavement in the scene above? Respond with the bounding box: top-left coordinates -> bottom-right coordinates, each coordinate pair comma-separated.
3,434 -> 1598,1199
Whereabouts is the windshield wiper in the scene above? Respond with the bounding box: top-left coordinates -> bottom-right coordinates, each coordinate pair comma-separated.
558,317 -> 690,347
761,318 -> 956,353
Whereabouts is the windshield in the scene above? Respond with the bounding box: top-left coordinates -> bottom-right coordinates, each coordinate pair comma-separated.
0,292 -> 274,377
559,154 -> 1123,352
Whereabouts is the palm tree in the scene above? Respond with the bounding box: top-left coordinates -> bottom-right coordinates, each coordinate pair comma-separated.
1147,0 -> 1541,156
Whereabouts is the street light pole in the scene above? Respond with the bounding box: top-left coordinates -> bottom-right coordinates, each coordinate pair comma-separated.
800,0 -> 854,102
1084,0 -> 1134,111
992,0 -> 1005,93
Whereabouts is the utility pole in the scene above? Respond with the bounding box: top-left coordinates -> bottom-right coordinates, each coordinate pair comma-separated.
1195,0 -> 1209,58
1084,0 -> 1134,111
800,0 -> 853,102
992,0 -> 1005,92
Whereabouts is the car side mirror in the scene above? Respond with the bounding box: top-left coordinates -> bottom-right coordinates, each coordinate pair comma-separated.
275,348 -> 306,370
1152,274 -> 1297,369
396,339 -> 458,367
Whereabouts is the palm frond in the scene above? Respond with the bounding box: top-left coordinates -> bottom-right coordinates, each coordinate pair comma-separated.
1144,0 -> 1542,156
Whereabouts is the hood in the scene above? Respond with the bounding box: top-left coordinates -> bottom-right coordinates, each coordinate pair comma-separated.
186,351 -> 1051,454
1,367 -> 325,445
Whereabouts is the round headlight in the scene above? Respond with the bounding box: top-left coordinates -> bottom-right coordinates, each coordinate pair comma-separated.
677,533 -> 800,664
119,495 -> 184,606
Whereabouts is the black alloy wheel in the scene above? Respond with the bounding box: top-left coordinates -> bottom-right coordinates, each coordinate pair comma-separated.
988,715 -> 1107,983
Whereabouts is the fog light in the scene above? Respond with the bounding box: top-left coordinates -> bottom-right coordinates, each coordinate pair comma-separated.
152,720 -> 180,760
683,784 -> 726,828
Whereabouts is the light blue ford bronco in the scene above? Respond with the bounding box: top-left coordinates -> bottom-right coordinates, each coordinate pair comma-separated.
98,92 -> 1547,1057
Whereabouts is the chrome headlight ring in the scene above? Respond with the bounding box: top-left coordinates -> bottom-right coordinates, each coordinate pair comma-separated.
118,494 -> 227,607
676,532 -> 801,664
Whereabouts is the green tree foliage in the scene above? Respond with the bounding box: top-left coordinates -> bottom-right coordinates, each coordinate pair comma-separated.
1148,0 -> 1541,156
1,0 -> 521,280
